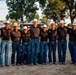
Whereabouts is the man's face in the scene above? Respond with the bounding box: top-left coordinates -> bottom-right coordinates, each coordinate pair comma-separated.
33,21 -> 38,27
43,27 -> 47,32
73,25 -> 76,30
51,24 -> 56,30
14,26 -> 18,30
5,23 -> 10,28
60,23 -> 65,28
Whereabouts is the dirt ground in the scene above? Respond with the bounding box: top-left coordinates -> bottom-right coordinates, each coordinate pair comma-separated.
0,61 -> 76,75
0,39 -> 76,75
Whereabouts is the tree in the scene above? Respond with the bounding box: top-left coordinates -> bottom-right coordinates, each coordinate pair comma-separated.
6,0 -> 39,22
23,0 -> 39,22
26,13 -> 39,22
63,0 -> 76,24
39,0 -> 76,24
6,0 -> 24,21
39,0 -> 65,22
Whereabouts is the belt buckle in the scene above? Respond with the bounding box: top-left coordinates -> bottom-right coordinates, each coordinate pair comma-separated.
43,41 -> 46,43
15,41 -> 19,43
61,40 -> 64,42
24,42 -> 28,44
51,41 -> 55,44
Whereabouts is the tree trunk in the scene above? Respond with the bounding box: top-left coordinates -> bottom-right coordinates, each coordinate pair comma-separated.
70,9 -> 74,25
56,12 -> 61,22
21,15 -> 23,22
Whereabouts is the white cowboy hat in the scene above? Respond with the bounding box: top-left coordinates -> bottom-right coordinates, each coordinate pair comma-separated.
50,21 -> 56,24
4,21 -> 10,24
33,18 -> 38,22
13,23 -> 19,26
43,24 -> 47,28
60,20 -> 66,24
23,26 -> 28,29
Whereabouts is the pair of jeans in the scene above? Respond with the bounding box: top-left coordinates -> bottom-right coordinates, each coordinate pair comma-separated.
58,40 -> 67,63
11,42 -> 21,64
31,40 -> 39,64
49,41 -> 56,63
69,41 -> 74,63
0,41 -> 9,65
72,42 -> 76,63
40,42 -> 48,64
21,43 -> 31,64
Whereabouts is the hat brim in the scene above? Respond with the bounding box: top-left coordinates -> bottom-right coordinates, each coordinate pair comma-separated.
4,22 -> 10,24
43,26 -> 47,28
72,24 -> 76,26
14,25 -> 19,27
60,22 -> 66,24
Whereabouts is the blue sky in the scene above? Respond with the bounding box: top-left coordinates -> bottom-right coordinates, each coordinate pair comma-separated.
0,0 -> 8,20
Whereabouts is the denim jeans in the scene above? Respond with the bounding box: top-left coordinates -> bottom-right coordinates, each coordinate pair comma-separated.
21,43 -> 31,64
11,42 -> 21,64
31,40 -> 39,64
58,40 -> 67,62
40,42 -> 48,64
49,41 -> 56,63
69,41 -> 74,63
73,42 -> 76,63
0,41 -> 9,65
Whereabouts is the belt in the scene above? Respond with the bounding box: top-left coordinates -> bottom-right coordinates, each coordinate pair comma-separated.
60,40 -> 65,42
2,40 -> 9,42
23,42 -> 29,44
69,40 -> 73,42
13,41 -> 20,43
32,39 -> 39,40
42,41 -> 47,43
32,37 -> 39,40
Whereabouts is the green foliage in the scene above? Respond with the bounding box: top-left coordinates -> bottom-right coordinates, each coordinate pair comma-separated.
26,13 -> 39,22
63,0 -> 76,23
6,0 -> 39,22
41,0 -> 65,22
48,0 -> 64,12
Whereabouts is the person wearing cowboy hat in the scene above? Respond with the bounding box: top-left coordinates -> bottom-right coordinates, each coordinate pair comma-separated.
30,18 -> 40,65
0,21 -> 11,67
21,26 -> 31,65
69,22 -> 76,64
48,22 -> 57,65
11,23 -> 21,66
40,24 -> 48,64
57,20 -> 68,65
67,23 -> 74,64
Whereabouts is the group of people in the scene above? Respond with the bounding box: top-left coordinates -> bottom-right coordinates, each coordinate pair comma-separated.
0,18 -> 76,67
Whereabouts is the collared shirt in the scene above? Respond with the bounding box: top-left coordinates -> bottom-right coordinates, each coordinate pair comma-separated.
21,30 -> 31,43
67,28 -> 73,41
48,29 -> 57,41
40,30 -> 48,42
72,30 -> 76,42
1,27 -> 11,40
11,30 -> 21,42
30,26 -> 40,39
57,27 -> 68,40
